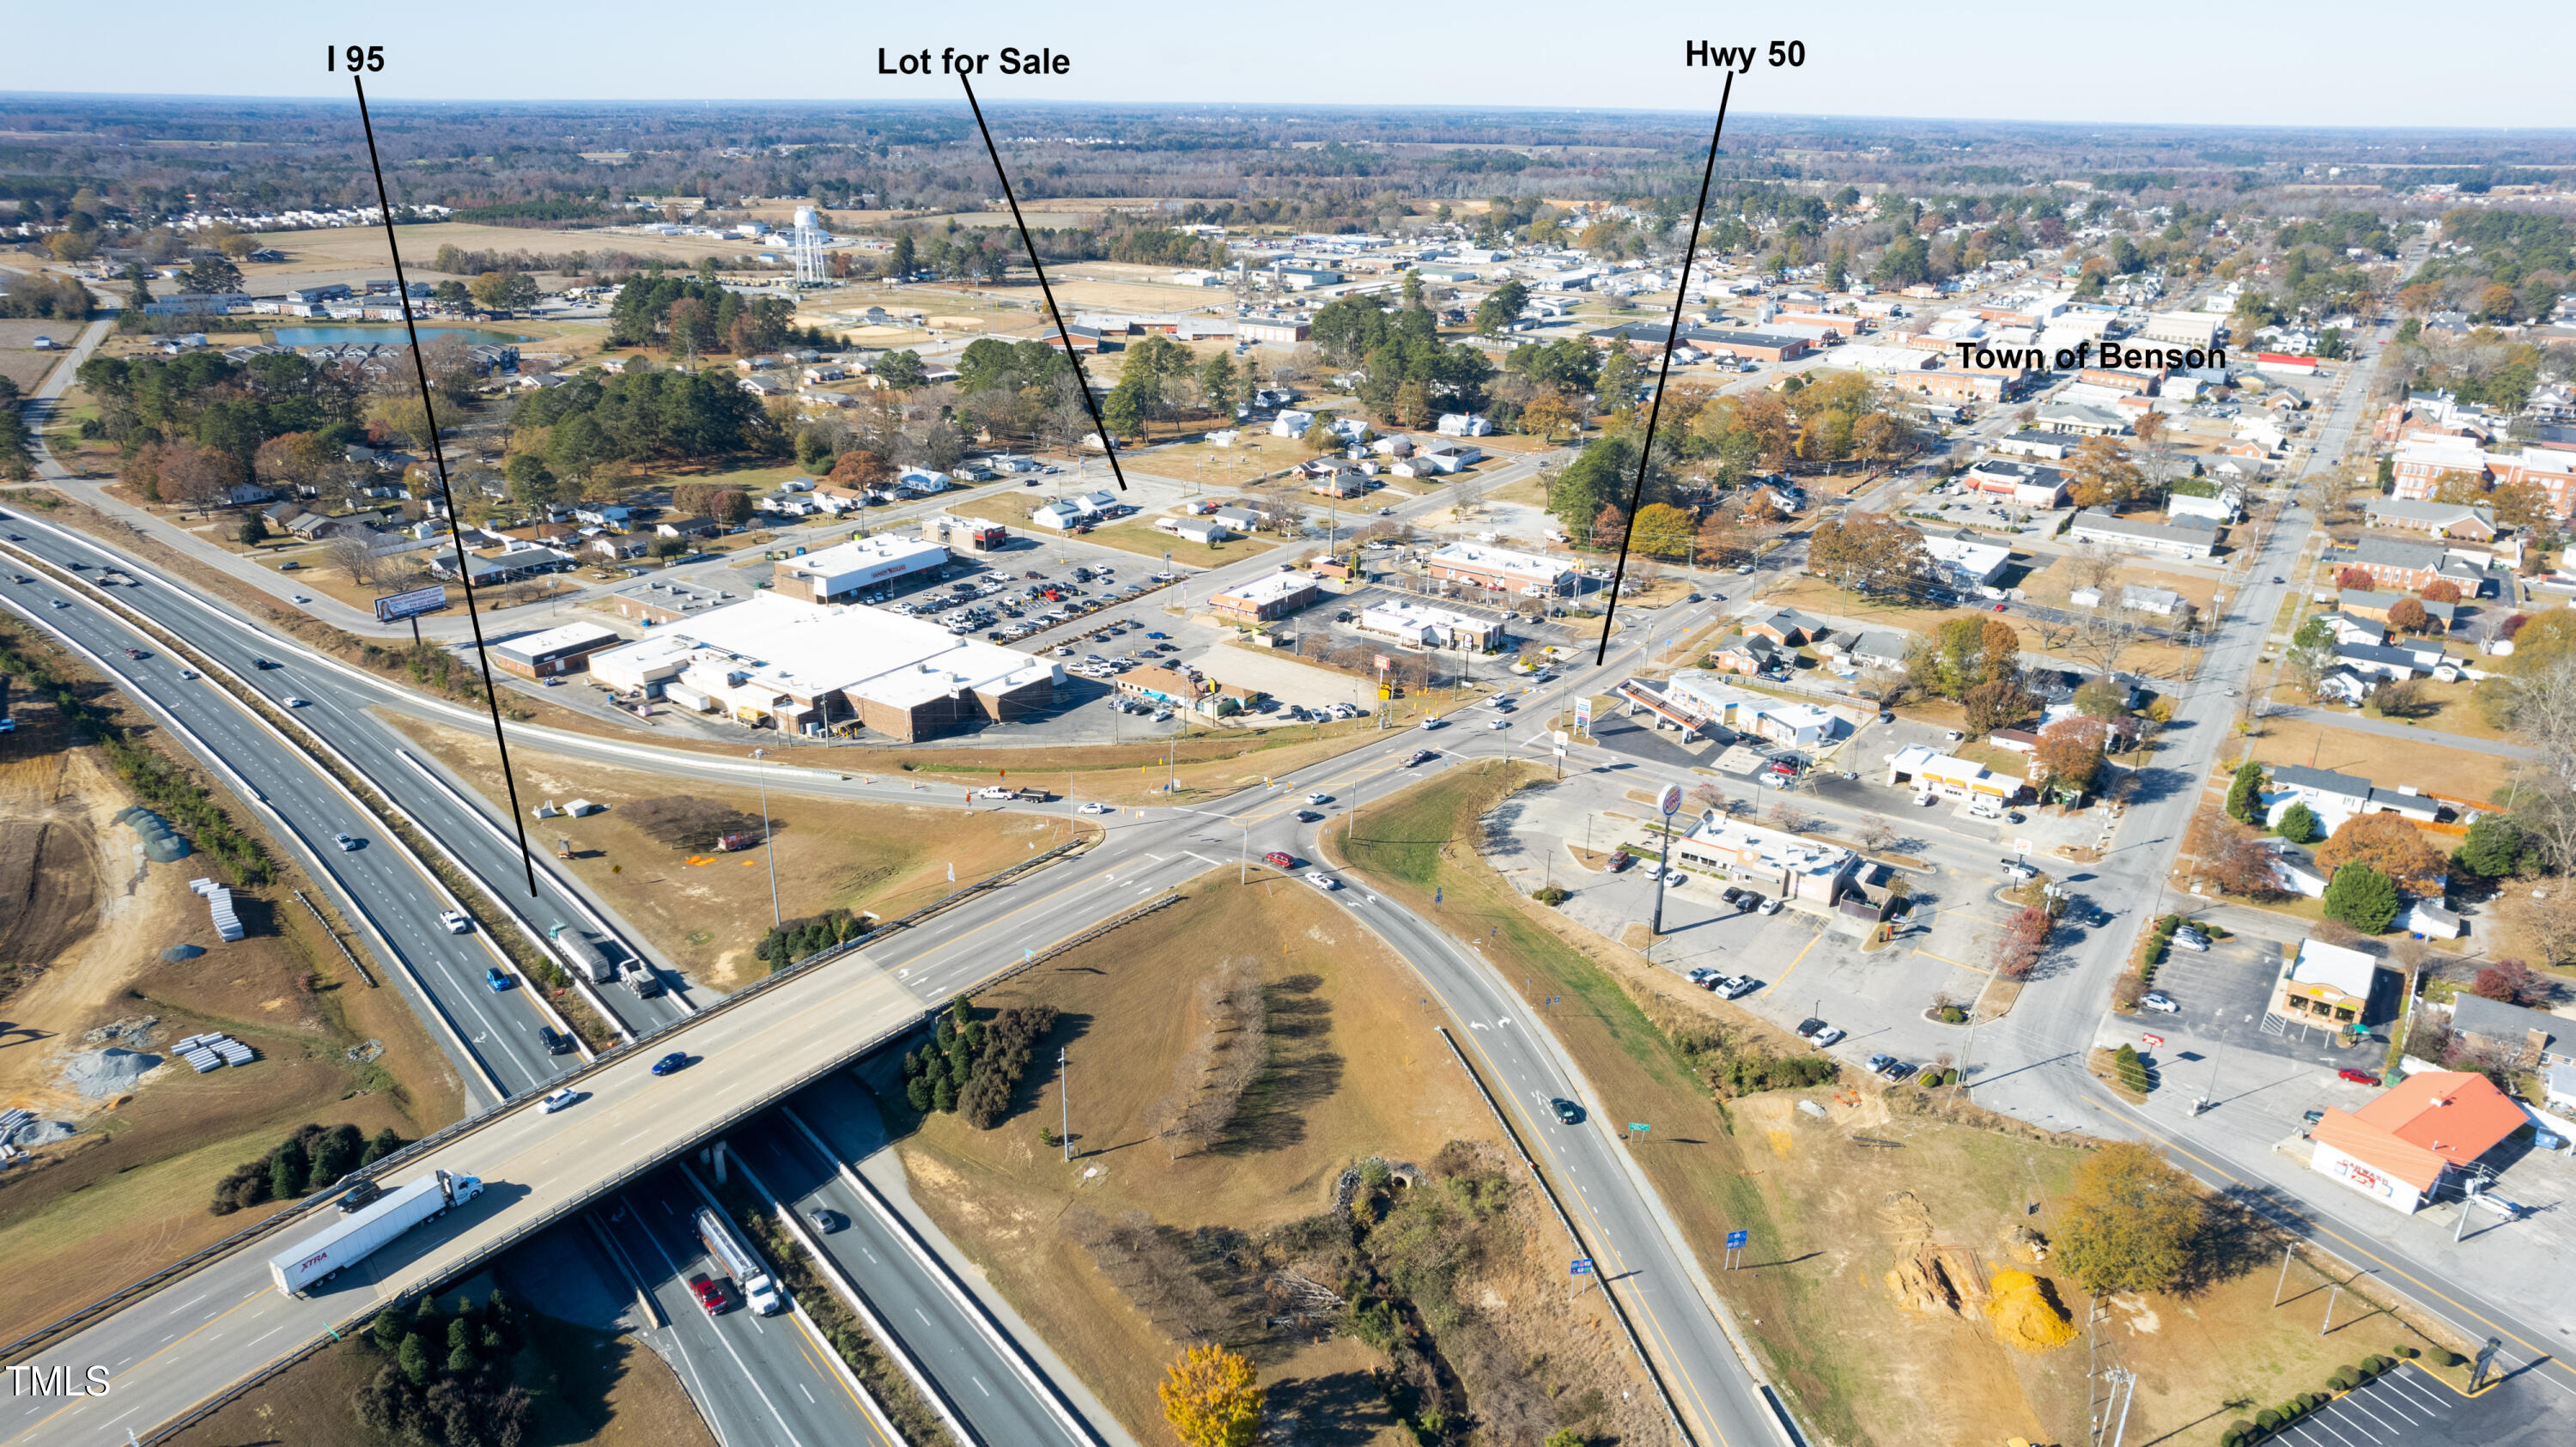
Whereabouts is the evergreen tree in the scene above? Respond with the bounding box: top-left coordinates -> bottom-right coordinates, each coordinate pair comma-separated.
361,1127 -> 403,1167
2276,802 -> 2320,844
2456,816 -> 2527,879
398,1332 -> 433,1387
2224,761 -> 2266,824
2321,863 -> 2399,933
370,1308 -> 407,1352
270,1134 -> 310,1200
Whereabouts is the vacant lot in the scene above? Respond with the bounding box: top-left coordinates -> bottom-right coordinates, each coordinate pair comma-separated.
0,318 -> 77,392
395,720 -> 1060,989
1762,574 -> 2201,683
2245,717 -> 2511,807
0,686 -> 462,1346
1326,762 -> 2471,1445
893,874 -> 1671,1447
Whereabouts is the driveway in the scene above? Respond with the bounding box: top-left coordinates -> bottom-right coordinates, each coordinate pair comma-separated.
2269,704 -> 2536,762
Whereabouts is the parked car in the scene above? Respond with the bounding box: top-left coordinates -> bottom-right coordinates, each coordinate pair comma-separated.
1759,896 -> 1783,915
2337,1068 -> 2381,1086
541,1088 -> 578,1114
1605,852 -> 1633,872
1720,886 -> 1747,907
652,1051 -> 690,1076
2140,992 -> 2180,1013
1686,968 -> 1720,985
1866,1053 -> 1898,1077
1809,1024 -> 1846,1048
1718,976 -> 1759,999
2169,932 -> 2208,952
1795,1018 -> 1829,1041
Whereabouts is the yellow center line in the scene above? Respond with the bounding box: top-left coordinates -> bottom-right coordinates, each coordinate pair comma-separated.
2111,1099 -> 2573,1390
790,1313 -> 893,1444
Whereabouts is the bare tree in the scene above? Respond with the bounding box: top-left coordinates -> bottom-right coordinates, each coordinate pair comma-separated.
322,534 -> 376,586
1859,813 -> 1897,854
2064,545 -> 2122,597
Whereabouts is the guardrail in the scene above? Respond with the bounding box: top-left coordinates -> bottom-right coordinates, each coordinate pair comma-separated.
1,826 -> 1096,1371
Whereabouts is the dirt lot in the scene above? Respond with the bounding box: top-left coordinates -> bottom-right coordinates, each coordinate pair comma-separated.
0,690 -> 464,1346
0,318 -> 77,393
243,222 -> 762,282
1327,763 -> 2473,1446
395,719 -> 1062,990
890,874 -> 1671,1447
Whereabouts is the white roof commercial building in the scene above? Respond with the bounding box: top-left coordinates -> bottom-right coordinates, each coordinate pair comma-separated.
587,593 -> 1061,743
1357,600 -> 1506,650
770,534 -> 949,604
1886,744 -> 2024,802
1425,543 -> 1575,597
1668,816 -> 1861,908
1923,535 -> 2013,593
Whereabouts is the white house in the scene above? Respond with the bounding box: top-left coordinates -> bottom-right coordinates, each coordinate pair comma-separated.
1272,410 -> 1315,438
1437,413 -> 1493,436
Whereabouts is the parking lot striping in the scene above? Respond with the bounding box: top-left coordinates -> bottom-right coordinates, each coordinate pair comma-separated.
1768,932 -> 1824,992
1912,947 -> 1989,976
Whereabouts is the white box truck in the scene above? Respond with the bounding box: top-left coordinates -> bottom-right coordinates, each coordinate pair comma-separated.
693,1205 -> 783,1316
266,1169 -> 485,1297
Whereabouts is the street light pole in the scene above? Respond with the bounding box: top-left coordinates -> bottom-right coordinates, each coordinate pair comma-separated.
749,746 -> 781,927
1060,1046 -> 1072,1162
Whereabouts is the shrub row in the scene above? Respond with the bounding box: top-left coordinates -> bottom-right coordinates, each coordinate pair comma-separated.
904,996 -> 1060,1128
2221,1354 -> 2403,1445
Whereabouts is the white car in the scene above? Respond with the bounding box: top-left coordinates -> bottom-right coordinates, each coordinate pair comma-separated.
438,910 -> 471,933
1304,792 -> 1332,805
2169,932 -> 2208,952
1078,801 -> 1110,814
284,696 -> 311,708
1419,716 -> 1444,730
1488,718 -> 1510,730
2140,992 -> 2180,1013
1809,1025 -> 1847,1048
1303,872 -> 1341,892
541,1088 -> 579,1114
332,832 -> 359,851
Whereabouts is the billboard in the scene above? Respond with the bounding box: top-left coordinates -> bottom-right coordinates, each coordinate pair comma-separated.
1573,696 -> 1592,733
374,585 -> 449,623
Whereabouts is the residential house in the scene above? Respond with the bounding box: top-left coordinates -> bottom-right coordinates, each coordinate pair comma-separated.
656,516 -> 720,541
2363,498 -> 2498,540
2068,509 -> 2219,559
2448,995 -> 2573,1072
1707,632 -> 1780,676
1743,610 -> 1822,648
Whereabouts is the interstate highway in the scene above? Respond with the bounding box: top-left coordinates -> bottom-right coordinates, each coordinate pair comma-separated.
0,512 -> 703,1085
0,566 -> 1776,1445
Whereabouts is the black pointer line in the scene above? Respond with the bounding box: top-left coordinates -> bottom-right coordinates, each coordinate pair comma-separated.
957,71 -> 1131,493
351,76 -> 540,896
1595,70 -> 1735,667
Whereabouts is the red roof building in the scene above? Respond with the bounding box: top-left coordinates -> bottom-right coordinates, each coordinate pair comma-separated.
2308,1070 -> 2526,1213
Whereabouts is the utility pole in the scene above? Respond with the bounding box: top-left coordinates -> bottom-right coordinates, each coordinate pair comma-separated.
1060,1046 -> 1072,1162
2272,1242 -> 2293,1307
2321,1280 -> 2341,1335
749,746 -> 781,927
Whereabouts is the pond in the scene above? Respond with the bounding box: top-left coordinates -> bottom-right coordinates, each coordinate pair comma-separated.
269,325 -> 532,348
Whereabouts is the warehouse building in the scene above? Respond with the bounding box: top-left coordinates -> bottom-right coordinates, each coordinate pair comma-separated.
770,534 -> 950,604
491,622 -> 625,679
586,593 -> 1060,742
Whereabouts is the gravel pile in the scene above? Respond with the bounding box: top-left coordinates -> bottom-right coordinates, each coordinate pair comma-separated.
4,1119 -> 76,1147
59,1047 -> 163,1099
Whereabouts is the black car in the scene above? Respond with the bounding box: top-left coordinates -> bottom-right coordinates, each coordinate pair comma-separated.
1551,1098 -> 1583,1125
1295,809 -> 1325,823
336,1179 -> 384,1213
1406,749 -> 1437,767
537,1025 -> 571,1055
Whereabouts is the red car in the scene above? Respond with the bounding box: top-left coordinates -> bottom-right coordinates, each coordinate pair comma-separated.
1262,850 -> 1296,870
2337,1068 -> 2380,1086
1990,603 -> 2009,612
688,1273 -> 732,1316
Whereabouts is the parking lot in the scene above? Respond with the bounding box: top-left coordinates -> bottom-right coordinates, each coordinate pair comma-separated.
2143,933 -> 2399,1069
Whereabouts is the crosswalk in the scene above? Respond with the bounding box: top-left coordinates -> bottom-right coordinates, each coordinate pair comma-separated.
2262,1012 -> 2289,1038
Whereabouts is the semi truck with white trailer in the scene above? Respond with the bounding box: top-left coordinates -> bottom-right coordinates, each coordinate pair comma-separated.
556,930 -> 620,987
267,1169 -> 485,1297
693,1205 -> 783,1316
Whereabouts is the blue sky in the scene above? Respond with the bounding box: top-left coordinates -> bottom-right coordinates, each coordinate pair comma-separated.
7,1 -> 2572,131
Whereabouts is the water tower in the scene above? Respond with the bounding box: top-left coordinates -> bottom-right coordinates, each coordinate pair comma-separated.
790,206 -> 826,285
